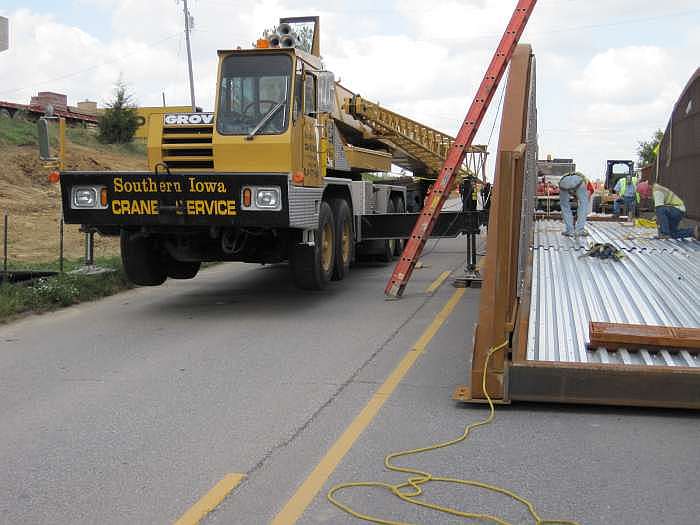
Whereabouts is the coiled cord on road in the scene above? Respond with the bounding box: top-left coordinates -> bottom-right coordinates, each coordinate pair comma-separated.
327,341 -> 581,525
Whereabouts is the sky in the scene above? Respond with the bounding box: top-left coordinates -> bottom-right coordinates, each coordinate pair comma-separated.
0,0 -> 698,180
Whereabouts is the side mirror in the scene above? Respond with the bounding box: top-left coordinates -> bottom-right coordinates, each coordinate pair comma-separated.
37,118 -> 52,160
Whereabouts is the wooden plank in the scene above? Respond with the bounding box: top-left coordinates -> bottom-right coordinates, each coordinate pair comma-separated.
589,321 -> 700,353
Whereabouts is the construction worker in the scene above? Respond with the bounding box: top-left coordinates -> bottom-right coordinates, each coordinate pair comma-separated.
613,171 -> 639,217
558,171 -> 589,237
481,182 -> 492,211
638,182 -> 700,240
460,177 -> 478,212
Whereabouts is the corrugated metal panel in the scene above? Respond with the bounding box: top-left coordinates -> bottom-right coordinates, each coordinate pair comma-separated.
527,231 -> 700,368
534,219 -> 700,253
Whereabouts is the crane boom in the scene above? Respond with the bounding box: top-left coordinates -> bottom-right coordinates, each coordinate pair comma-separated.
345,95 -> 487,179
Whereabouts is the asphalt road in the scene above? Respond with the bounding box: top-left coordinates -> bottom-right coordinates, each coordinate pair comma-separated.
1,236 -> 698,525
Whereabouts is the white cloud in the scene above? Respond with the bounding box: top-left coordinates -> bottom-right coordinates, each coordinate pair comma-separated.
1,0 -> 698,181
0,8 -> 186,107
570,46 -> 676,104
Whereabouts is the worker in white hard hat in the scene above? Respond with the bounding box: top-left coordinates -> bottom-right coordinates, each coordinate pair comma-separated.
638,181 -> 700,240
558,171 -> 589,237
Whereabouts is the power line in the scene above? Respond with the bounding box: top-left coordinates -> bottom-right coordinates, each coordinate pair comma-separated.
527,9 -> 700,37
193,3 -> 699,36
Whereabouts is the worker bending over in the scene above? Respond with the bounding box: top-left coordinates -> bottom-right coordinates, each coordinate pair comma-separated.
639,182 -> 700,240
558,171 -> 589,237
613,172 -> 639,217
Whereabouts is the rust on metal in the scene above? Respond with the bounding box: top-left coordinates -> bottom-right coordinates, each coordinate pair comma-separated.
457,45 -> 534,402
509,361 -> 700,410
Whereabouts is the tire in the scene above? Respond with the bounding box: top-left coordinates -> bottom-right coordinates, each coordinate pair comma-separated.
167,260 -> 201,279
391,195 -> 405,256
290,201 -> 335,290
377,199 -> 396,262
120,230 -> 167,286
331,198 -> 353,281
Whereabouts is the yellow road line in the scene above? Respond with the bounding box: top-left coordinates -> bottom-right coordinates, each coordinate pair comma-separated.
173,473 -> 245,525
271,288 -> 466,525
425,270 -> 451,294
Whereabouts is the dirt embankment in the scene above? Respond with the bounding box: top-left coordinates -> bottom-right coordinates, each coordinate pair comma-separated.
0,142 -> 146,264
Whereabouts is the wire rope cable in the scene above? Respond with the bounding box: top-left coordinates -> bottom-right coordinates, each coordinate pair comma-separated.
419,82 -> 505,259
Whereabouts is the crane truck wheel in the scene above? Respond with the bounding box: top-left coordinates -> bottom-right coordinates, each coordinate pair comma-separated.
331,198 -> 353,281
391,195 -> 405,256
167,260 -> 201,280
120,230 -> 167,286
290,201 -> 335,290
378,199 -> 396,263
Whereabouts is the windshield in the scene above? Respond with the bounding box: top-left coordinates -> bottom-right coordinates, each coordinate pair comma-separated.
217,54 -> 292,136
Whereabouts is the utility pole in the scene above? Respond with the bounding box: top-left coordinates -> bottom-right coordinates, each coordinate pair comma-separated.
181,0 -> 196,111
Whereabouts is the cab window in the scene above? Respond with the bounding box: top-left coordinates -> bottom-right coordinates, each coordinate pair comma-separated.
304,74 -> 316,116
217,53 -> 292,135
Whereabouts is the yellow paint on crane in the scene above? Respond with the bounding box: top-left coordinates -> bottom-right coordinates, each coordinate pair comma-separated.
270,289 -> 466,525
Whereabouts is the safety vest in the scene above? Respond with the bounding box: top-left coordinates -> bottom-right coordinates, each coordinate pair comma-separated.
618,176 -> 640,203
653,184 -> 685,212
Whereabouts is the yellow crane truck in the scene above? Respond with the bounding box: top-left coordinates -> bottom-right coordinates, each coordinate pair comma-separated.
57,17 -> 486,289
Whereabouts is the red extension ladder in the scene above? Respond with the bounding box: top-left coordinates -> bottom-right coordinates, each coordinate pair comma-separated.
385,0 -> 538,297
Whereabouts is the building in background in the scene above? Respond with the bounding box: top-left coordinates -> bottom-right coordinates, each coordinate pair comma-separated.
656,67 -> 699,221
0,91 -> 99,124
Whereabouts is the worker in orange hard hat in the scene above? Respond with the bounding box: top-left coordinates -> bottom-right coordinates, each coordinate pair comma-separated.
638,181 -> 700,240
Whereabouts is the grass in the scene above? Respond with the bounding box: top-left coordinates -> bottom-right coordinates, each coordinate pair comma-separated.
0,256 -> 134,323
0,114 -> 38,146
0,115 -> 146,155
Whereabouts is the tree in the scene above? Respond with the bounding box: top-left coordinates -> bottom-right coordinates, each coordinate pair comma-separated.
98,81 -> 139,144
636,129 -> 664,167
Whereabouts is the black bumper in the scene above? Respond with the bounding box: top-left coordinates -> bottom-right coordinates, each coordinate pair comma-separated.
60,171 -> 290,228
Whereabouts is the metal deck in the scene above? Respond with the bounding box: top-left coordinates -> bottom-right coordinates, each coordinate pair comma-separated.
508,219 -> 700,409
527,220 -> 699,367
533,219 -> 700,253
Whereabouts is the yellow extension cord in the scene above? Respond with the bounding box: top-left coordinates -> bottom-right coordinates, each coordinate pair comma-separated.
327,341 -> 581,525
634,218 -> 657,229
